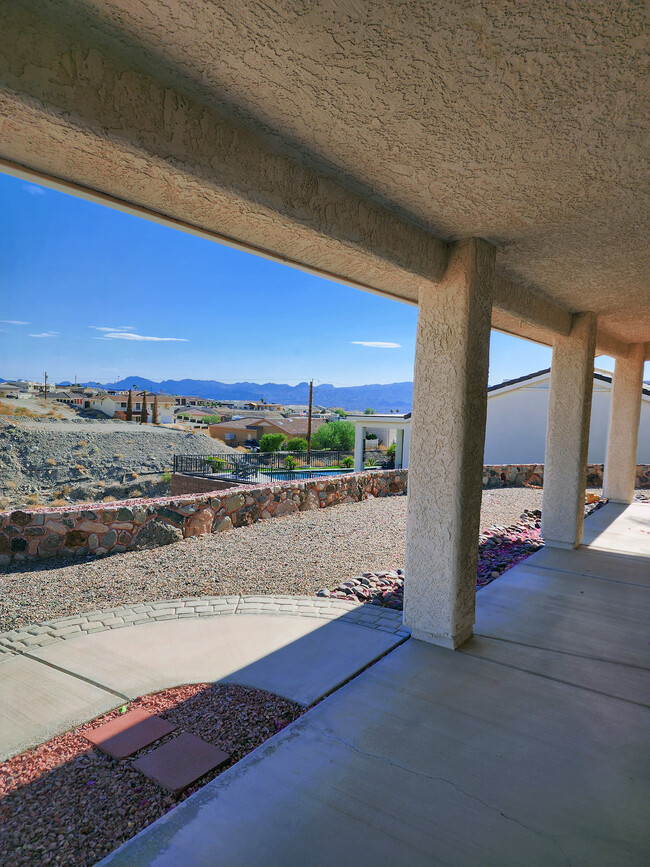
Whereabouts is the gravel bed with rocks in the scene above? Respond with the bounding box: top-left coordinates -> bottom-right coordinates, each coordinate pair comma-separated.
0,489 -> 549,633
0,683 -> 303,866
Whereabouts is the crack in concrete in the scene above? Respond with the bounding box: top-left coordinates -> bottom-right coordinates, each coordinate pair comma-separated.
310,725 -> 572,865
20,651 -> 131,702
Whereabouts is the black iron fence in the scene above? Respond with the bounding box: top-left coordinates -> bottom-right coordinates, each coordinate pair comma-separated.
173,450 -> 357,481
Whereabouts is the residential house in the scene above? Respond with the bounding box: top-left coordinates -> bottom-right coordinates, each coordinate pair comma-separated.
353,369 -> 650,470
208,416 -> 325,446
87,392 -> 176,424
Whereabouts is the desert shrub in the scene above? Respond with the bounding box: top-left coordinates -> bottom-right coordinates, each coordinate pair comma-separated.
131,472 -> 139,480
45,458 -> 56,466
364,407 -> 376,415
365,458 -> 377,467
365,433 -> 377,440
330,407 -> 347,417
161,472 -> 172,484
103,496 -> 117,502
342,455 -> 354,468
259,433 -> 287,452
311,421 -> 354,451
74,464 -> 86,471
114,453 -> 123,459
285,437 -> 308,452
77,440 -> 88,448
130,489 -> 142,497
50,499 -> 68,507
201,414 -> 222,424
206,456 -> 226,471
386,443 -> 396,465
283,455 -> 298,470
0,496 -> 11,510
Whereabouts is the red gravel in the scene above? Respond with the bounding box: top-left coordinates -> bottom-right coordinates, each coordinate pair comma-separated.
0,683 -> 303,866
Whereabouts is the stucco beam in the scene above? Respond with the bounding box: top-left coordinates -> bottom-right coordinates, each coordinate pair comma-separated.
491,274 -> 573,344
594,327 -> 634,360
0,0 -> 447,302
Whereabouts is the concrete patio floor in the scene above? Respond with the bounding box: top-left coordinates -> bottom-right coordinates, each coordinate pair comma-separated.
103,502 -> 650,867
0,599 -> 406,761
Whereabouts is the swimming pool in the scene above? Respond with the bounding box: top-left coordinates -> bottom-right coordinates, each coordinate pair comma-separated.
260,468 -> 354,481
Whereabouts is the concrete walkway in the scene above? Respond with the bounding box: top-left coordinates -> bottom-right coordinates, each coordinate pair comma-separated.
0,597 -> 407,761
104,502 -> 650,867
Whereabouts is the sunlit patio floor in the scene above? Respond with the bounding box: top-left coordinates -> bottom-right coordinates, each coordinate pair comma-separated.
103,502 -> 650,867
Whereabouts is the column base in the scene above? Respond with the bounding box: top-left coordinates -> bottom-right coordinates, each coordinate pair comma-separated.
408,624 -> 473,650
543,539 -> 580,550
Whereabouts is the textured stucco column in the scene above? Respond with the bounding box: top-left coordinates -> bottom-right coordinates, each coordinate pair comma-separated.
354,425 -> 365,471
603,344 -> 645,503
541,313 -> 597,548
404,239 -> 494,649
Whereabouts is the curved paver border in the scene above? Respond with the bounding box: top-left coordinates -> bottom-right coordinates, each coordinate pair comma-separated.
0,596 -> 408,657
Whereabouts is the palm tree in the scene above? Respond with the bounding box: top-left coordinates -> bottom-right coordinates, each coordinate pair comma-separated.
140,391 -> 148,424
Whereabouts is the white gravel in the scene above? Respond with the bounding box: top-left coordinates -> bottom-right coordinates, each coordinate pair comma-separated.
0,489 -> 547,632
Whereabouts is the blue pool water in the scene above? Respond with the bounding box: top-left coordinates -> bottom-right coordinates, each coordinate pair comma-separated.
263,468 -> 353,481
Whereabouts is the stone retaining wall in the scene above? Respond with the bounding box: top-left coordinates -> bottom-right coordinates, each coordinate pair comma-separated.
483,463 -> 650,489
171,474 -> 248,496
0,470 -> 407,565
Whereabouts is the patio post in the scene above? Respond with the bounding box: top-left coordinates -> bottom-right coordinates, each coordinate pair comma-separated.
603,343 -> 645,503
404,239 -> 494,648
394,428 -> 405,469
541,313 -> 597,548
354,424 -> 365,471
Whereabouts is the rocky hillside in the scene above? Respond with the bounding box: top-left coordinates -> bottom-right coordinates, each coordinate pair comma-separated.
0,420 -> 234,509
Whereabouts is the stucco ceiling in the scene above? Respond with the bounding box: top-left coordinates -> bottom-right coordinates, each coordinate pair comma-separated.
3,1 -> 649,344
79,0 -> 649,344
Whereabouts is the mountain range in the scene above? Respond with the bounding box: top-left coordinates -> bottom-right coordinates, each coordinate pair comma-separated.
54,377 -> 414,412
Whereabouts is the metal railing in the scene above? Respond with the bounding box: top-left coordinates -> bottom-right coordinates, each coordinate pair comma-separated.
173,450 -> 357,481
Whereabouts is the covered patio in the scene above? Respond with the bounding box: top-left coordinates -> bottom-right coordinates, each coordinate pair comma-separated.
104,503 -> 649,865
1,1 -> 648,863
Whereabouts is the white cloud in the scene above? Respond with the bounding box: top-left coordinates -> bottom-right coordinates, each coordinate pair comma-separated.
89,326 -> 134,332
0,320 -> 30,325
350,341 -> 401,349
29,331 -> 59,338
102,332 -> 188,342
23,184 -> 45,195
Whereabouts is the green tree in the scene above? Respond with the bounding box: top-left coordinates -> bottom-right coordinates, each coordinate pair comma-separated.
341,455 -> 354,468
364,407 -> 376,415
201,413 -> 222,424
152,393 -> 159,425
330,407 -> 347,417
140,392 -> 148,424
286,437 -> 308,452
259,432 -> 287,452
283,455 -> 298,470
311,420 -> 355,451
125,389 -> 133,422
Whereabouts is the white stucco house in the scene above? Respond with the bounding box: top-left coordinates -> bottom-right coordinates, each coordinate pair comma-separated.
354,369 -> 650,470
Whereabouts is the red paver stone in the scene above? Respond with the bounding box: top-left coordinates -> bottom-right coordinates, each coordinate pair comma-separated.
84,708 -> 176,759
131,732 -> 230,793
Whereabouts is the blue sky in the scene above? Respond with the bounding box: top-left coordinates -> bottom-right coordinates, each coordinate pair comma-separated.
0,171 -> 633,388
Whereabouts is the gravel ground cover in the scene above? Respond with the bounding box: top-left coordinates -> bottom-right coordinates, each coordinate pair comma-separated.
0,489 -> 547,632
0,683 -> 302,866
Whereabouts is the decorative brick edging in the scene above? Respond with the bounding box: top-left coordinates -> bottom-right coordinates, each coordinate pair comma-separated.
0,596 -> 408,658
0,469 -> 407,565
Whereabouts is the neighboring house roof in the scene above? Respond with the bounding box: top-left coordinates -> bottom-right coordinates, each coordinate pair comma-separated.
209,417 -> 325,435
488,367 -> 650,398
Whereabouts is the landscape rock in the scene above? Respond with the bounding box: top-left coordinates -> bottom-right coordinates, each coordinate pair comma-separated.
131,519 -> 183,550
